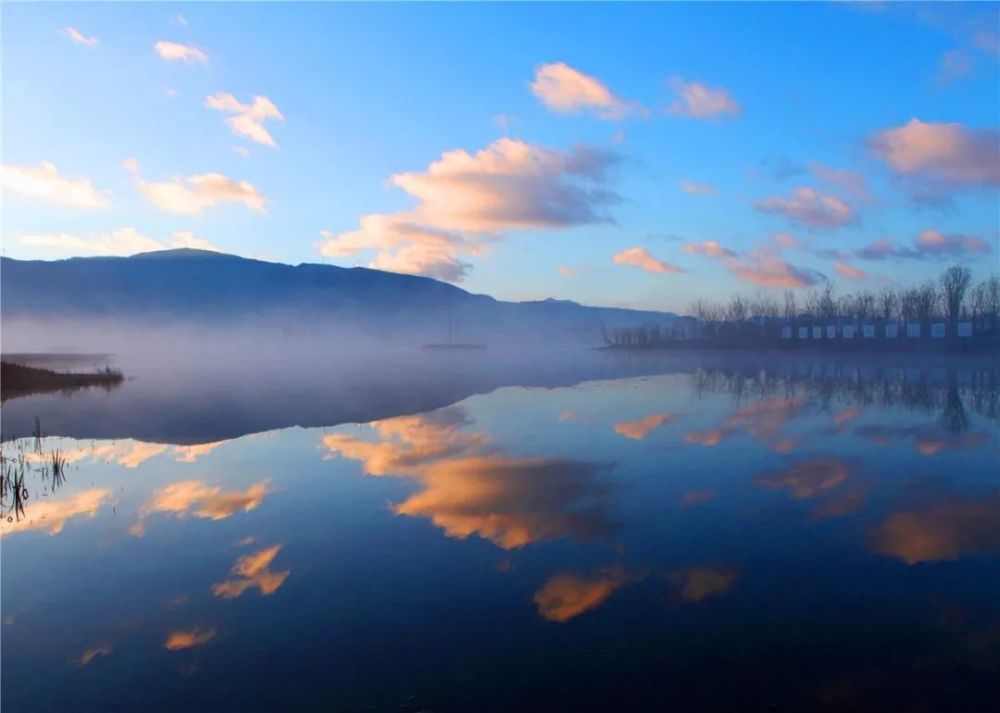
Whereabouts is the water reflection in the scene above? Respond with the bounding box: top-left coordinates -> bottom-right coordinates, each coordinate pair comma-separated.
2,356 -> 998,712
322,406 -> 616,549
534,566 -> 644,622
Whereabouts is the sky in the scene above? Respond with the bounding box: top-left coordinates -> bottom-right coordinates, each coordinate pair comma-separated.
2,2 -> 999,313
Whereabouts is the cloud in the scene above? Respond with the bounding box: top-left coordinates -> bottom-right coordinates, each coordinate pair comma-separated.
684,396 -> 809,449
666,76 -> 741,119
132,480 -> 270,536
60,27 -> 98,46
74,644 -> 112,666
530,62 -> 645,120
2,488 -> 111,537
936,49 -> 973,84
164,627 -> 217,651
755,458 -> 853,500
870,494 -> 1000,564
212,544 -> 289,599
134,171 -> 268,214
2,162 -> 109,208
809,163 -> 872,203
856,230 -> 991,261
869,119 -> 1000,200
726,250 -> 824,289
322,407 -> 615,550
613,412 -> 679,440
205,93 -> 284,147
683,240 -> 737,258
678,179 -> 716,196
771,233 -> 799,249
319,138 -> 619,281
613,247 -> 684,274
754,187 -> 856,228
534,566 -> 641,622
557,265 -> 578,277
14,228 -> 222,257
686,236 -> 821,289
833,261 -> 867,281
169,13 -> 188,27
154,40 -> 207,63
667,566 -> 739,603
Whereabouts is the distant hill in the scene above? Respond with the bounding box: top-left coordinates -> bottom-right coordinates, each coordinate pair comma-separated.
1,249 -> 676,346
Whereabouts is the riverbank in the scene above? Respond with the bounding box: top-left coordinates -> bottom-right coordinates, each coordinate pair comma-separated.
1,361 -> 124,401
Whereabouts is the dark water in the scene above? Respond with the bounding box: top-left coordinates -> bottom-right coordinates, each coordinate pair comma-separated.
2,351 -> 999,712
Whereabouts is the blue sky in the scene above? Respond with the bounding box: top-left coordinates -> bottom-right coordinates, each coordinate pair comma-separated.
2,2 -> 998,312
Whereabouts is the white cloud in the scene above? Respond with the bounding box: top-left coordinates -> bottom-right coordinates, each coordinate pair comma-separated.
134,171 -> 268,214
666,76 -> 741,119
169,14 -> 188,27
1,161 -> 109,208
14,228 -> 222,256
319,138 -> 619,281
205,93 -> 284,147
154,40 -> 208,64
122,157 -> 140,173
60,27 -> 98,47
531,62 -> 646,120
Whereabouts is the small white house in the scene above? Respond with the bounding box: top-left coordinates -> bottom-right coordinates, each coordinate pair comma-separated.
958,322 -> 973,337
863,325 -> 875,338
826,325 -> 837,339
781,326 -> 792,339
907,323 -> 921,338
843,325 -> 856,339
931,323 -> 946,338
885,324 -> 898,339
812,326 -> 822,339
798,327 -> 809,339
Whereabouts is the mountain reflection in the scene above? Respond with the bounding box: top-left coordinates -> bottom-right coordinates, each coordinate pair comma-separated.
323,406 -> 616,549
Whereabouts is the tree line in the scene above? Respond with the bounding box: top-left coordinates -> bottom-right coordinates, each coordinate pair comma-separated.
689,266 -> 1000,332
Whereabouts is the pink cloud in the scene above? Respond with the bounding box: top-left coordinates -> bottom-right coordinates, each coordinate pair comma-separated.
530,62 -> 646,120
856,230 -> 991,261
678,179 -> 716,196
754,187 -> 856,228
613,247 -> 684,274
869,119 -> 999,201
833,261 -> 866,281
683,240 -> 737,258
666,77 -> 741,119
319,138 -> 619,281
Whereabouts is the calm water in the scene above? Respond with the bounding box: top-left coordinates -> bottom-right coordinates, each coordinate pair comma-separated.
2,352 -> 999,712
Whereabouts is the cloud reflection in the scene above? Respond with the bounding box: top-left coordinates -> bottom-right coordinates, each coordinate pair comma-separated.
534,566 -> 643,622
212,544 -> 289,599
2,488 -> 111,536
131,480 -> 270,536
613,412 -> 680,440
323,406 -> 615,549
164,627 -> 217,651
870,495 -> 1000,564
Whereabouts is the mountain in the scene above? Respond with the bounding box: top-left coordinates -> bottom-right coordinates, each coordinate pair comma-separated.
1,249 -> 676,347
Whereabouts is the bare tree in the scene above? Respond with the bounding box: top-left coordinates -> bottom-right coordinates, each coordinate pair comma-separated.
878,288 -> 898,323
782,291 -> 798,321
818,283 -> 837,321
940,266 -> 972,324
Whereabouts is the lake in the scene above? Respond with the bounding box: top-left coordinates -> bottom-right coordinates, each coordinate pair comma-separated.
2,350 -> 998,711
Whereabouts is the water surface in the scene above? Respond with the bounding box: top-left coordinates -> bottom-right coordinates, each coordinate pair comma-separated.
3,352 -> 998,711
